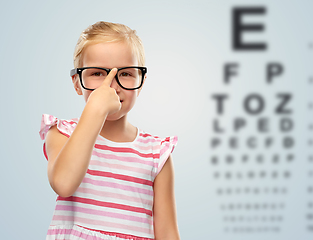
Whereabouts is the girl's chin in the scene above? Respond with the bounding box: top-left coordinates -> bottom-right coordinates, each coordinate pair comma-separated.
105,112 -> 127,122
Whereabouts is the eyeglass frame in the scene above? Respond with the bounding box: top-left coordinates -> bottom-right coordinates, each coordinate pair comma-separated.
70,66 -> 147,91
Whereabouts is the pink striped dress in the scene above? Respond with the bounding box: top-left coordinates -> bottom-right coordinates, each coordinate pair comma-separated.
39,114 -> 178,240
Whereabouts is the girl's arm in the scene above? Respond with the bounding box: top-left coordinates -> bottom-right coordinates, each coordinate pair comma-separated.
45,106 -> 107,198
45,69 -> 120,198
153,154 -> 180,240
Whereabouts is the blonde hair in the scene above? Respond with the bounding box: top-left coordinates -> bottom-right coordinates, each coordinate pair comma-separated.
73,21 -> 145,68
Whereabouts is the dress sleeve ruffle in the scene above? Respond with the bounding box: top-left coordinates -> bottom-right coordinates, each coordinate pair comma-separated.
39,114 -> 77,160
155,136 -> 178,177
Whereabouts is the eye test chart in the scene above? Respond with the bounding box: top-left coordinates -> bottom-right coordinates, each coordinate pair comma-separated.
199,3 -> 313,240
1,0 -> 313,239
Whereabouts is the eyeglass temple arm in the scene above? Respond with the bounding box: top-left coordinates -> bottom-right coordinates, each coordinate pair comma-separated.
70,68 -> 78,77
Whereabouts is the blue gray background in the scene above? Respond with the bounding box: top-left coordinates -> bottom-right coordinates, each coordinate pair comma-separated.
0,0 -> 312,239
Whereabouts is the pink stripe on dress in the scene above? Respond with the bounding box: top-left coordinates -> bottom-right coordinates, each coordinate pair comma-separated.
92,150 -> 157,167
75,187 -> 153,206
48,114 -> 54,122
136,137 -> 158,144
55,205 -> 153,224
56,196 -> 153,216
94,144 -> 159,159
139,133 -> 159,139
81,177 -> 154,196
132,143 -> 159,151
86,169 -> 153,186
89,160 -> 152,176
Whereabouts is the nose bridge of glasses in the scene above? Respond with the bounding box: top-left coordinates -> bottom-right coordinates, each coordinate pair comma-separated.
105,68 -> 119,82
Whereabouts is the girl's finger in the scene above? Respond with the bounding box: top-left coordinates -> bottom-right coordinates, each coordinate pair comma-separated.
102,68 -> 118,87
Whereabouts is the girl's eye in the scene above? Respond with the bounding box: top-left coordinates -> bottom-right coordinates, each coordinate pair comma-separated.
92,72 -> 103,76
119,71 -> 132,77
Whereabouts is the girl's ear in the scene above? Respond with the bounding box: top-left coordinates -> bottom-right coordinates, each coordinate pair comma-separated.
137,73 -> 147,97
72,75 -> 83,95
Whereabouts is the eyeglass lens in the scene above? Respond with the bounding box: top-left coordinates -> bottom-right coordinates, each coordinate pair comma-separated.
81,67 -> 142,89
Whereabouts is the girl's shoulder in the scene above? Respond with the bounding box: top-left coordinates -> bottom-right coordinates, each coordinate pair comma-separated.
39,113 -> 78,141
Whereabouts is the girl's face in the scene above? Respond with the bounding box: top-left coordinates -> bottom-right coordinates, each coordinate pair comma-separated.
72,41 -> 146,121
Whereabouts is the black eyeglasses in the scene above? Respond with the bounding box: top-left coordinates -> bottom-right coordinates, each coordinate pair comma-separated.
70,66 -> 147,91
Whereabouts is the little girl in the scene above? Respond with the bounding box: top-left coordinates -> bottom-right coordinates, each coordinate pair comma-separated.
39,21 -> 180,240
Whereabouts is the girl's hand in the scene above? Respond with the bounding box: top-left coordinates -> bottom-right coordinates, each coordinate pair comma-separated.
86,68 -> 121,116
